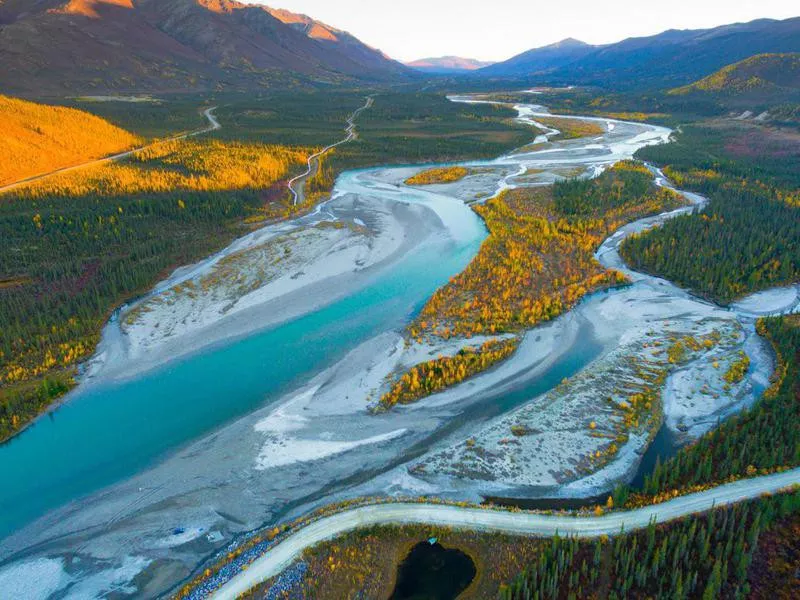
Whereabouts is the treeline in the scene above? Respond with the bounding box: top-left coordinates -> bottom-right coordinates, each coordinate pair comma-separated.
621,123 -> 800,304
620,187 -> 800,304
0,140 -> 306,440
553,161 -> 672,217
610,315 -> 800,507
501,489 -> 800,600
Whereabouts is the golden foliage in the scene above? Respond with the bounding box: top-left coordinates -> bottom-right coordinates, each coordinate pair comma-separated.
1,139 -> 309,397
405,166 -> 470,185
380,339 -> 518,407
0,95 -> 141,186
13,138 -> 308,200
411,189 -> 626,342
724,351 -> 751,384
386,162 -> 684,407
534,116 -> 605,140
602,112 -> 670,122
757,318 -> 790,400
272,523 -> 554,600
411,163 -> 685,344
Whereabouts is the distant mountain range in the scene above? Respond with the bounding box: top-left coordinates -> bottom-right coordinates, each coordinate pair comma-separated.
0,0 -> 412,94
478,38 -> 596,77
474,17 -> 800,89
0,3 -> 798,95
406,56 -> 495,73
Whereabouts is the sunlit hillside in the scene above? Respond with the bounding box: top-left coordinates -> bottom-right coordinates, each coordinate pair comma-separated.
671,53 -> 800,94
0,95 -> 142,186
15,138 -> 309,200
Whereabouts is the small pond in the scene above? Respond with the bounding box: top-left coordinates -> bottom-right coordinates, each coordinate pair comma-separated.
390,541 -> 476,600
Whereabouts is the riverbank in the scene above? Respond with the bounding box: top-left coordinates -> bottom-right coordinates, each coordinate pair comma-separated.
0,95 -> 788,600
84,184 -> 439,384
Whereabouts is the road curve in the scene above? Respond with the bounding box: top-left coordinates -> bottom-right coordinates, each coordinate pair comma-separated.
288,95 -> 373,205
0,106 -> 221,196
209,468 -> 800,599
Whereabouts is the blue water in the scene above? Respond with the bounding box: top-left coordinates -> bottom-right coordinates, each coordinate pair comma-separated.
630,351 -> 771,490
0,234 -> 482,540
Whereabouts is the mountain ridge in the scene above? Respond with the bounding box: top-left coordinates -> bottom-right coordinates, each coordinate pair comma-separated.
476,17 -> 800,88
477,38 -> 596,77
407,56 -> 495,72
0,0 -> 413,94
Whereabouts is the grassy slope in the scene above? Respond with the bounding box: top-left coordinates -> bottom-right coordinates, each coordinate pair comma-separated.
0,95 -> 142,186
669,53 -> 800,96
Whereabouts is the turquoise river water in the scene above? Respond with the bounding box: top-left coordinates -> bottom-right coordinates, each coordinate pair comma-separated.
0,217 -> 484,540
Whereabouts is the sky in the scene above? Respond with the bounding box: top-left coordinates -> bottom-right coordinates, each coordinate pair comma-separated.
255,0 -> 799,63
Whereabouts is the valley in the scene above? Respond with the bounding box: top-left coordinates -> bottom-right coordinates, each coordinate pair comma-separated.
0,93 -> 793,600
0,90 -> 529,443
0,4 -> 799,599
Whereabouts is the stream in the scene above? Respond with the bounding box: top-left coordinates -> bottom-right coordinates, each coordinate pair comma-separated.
0,96 -> 794,600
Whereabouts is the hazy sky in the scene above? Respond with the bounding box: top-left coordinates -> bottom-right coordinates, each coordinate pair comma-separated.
257,1 -> 798,62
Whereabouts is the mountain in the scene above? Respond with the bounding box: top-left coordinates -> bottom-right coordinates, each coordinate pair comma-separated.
477,17 -> 800,89
407,56 -> 495,73
478,38 -> 596,77
556,18 -> 800,88
670,53 -> 800,96
0,0 -> 412,94
264,7 -> 408,77
668,53 -> 800,116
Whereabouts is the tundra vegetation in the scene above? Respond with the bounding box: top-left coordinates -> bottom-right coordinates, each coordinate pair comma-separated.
668,53 -> 800,98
